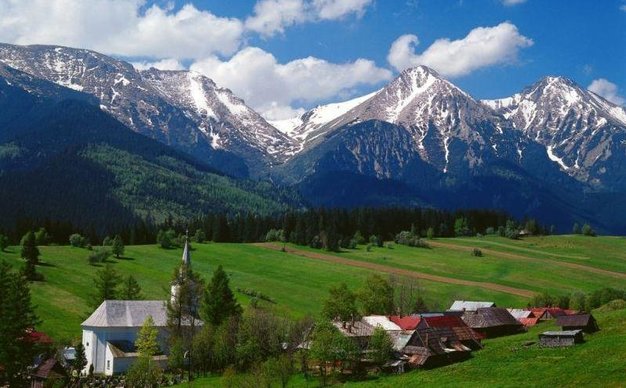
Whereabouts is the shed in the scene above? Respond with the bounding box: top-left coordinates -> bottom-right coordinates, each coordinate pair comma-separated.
556,314 -> 599,333
31,358 -> 68,388
404,327 -> 471,368
539,330 -> 584,347
462,307 -> 525,338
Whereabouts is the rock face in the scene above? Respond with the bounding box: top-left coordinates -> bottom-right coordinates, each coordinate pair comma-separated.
0,43 -> 297,177
483,76 -> 626,190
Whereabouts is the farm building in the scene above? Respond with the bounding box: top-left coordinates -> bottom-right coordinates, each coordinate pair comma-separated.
556,314 -> 599,333
403,327 -> 472,368
423,315 -> 484,350
462,307 -> 525,338
519,317 -> 541,327
449,300 -> 495,312
530,307 -> 575,320
30,358 -> 67,388
332,319 -> 376,350
539,330 -> 584,347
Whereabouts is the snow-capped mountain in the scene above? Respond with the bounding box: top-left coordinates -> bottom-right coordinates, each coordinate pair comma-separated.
0,43 -> 297,177
280,66 -> 547,181
483,76 -> 626,190
270,90 -> 379,148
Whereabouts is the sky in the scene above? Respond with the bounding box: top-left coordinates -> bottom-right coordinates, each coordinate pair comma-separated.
0,0 -> 624,120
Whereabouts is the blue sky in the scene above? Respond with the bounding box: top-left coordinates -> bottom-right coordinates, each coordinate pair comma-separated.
0,0 -> 624,118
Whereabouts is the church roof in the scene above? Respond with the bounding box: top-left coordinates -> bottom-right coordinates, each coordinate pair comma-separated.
81,300 -> 168,328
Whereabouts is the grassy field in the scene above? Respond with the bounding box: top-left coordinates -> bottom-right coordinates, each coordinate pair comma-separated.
0,235 -> 624,344
173,307 -> 626,387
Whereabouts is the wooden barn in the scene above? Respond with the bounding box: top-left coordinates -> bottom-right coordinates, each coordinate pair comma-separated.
462,307 -> 525,338
539,330 -> 584,347
556,314 -> 599,333
30,358 -> 68,388
423,315 -> 484,350
403,327 -> 472,369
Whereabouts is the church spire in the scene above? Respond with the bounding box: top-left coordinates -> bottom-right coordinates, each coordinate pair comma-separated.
181,229 -> 191,268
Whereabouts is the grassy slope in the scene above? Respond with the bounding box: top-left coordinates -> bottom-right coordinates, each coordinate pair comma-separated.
0,243 -> 521,341
174,308 -> 626,387
0,235 -> 624,343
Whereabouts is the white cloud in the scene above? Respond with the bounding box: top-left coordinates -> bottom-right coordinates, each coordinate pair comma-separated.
0,0 -> 243,59
313,0 -> 372,20
588,78 -> 625,106
132,58 -> 185,71
501,0 -> 527,6
245,0 -> 373,37
190,47 -> 392,120
387,22 -> 533,77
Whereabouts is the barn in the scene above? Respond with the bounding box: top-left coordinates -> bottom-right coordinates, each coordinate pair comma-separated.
462,307 -> 525,338
556,314 -> 599,333
539,330 -> 584,347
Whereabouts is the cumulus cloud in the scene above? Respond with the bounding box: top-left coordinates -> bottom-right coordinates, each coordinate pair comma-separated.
0,0 -> 243,59
588,78 -> 625,106
132,58 -> 185,71
245,0 -> 373,37
501,0 -> 527,6
387,22 -> 533,77
190,47 -> 392,120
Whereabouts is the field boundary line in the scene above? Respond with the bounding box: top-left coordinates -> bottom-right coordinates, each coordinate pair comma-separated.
253,243 -> 536,298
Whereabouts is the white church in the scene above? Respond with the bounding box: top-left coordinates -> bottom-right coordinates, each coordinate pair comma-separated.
81,239 -> 196,375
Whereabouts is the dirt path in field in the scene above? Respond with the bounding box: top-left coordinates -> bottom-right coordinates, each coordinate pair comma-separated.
427,240 -> 626,280
253,243 -> 536,298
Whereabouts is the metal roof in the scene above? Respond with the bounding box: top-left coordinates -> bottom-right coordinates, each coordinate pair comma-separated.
449,300 -> 495,311
362,315 -> 402,331
81,300 -> 168,328
541,330 -> 582,336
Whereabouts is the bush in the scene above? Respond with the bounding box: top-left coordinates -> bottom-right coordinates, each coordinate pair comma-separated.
366,243 -> 373,252
69,233 -> 87,248
485,227 -> 495,235
88,248 -> 111,264
581,223 -> 596,237
471,248 -> 483,257
394,231 -> 429,248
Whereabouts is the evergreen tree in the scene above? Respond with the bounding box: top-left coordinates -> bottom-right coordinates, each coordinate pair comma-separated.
321,283 -> 358,324
72,342 -> 88,374
111,235 -> 125,258
573,222 -> 581,234
201,265 -> 242,326
121,275 -> 143,300
90,264 -> 121,308
0,262 -> 39,386
20,231 -> 40,280
0,234 -> 8,252
193,229 -> 206,243
34,228 -> 49,246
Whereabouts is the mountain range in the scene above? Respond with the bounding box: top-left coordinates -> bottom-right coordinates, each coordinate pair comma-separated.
1,43 -> 626,233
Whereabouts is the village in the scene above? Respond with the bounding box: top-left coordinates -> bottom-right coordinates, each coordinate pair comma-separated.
23,241 -> 603,387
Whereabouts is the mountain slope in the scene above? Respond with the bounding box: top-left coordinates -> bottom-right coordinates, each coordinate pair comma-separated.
0,43 -> 297,177
0,66 -> 297,233
483,77 -> 626,190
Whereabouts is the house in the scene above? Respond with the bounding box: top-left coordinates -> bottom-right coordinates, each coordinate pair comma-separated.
31,358 -> 68,388
556,314 -> 599,333
81,238 -> 201,375
449,300 -> 495,312
530,307 -> 572,320
362,315 -> 402,331
423,315 -> 484,350
519,317 -> 541,327
462,307 -> 525,338
539,330 -> 584,347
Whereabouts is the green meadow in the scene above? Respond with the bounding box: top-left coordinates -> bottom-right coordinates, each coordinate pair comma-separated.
1,235 -> 625,343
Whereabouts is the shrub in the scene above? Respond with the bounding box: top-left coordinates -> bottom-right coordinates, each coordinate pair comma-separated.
394,231 -> 429,248
89,248 -> 111,264
69,233 -> 87,248
471,248 -> 483,257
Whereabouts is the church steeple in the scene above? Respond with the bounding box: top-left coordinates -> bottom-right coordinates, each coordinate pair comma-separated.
181,230 -> 191,268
